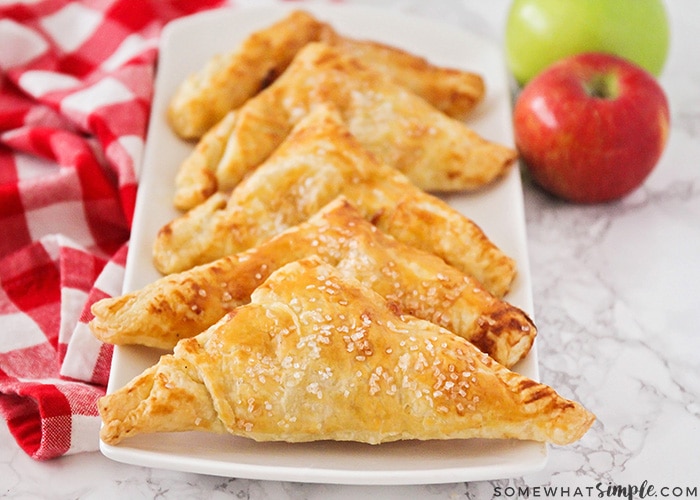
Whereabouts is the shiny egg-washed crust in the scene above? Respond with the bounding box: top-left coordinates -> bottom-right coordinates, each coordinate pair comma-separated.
99,257 -> 594,447
173,42 -> 513,211
167,10 -> 328,140
321,32 -> 485,122
91,198 -> 535,367
167,10 -> 485,140
154,104 -> 516,297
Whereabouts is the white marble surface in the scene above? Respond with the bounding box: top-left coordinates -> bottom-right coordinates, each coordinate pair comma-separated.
2,1 -> 699,498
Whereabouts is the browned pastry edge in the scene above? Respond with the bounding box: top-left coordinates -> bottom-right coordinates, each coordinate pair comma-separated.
171,42 -> 513,211
98,257 -> 594,447
91,197 -> 534,367
167,9 -> 486,140
155,104 -> 517,297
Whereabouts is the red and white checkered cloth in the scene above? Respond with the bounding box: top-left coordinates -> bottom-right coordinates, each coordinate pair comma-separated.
0,0 -> 225,460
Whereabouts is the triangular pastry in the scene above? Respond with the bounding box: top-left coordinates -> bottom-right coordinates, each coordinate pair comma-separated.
98,257 -> 594,446
168,10 -> 328,140
92,198 -> 535,368
321,32 -> 485,122
168,10 -> 485,140
173,42 -> 515,211
154,104 -> 516,298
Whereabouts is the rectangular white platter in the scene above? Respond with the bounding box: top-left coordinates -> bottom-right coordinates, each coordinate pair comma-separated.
101,3 -> 547,485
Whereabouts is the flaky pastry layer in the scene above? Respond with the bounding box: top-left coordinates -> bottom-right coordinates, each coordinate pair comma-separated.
99,257 -> 594,447
155,104 -> 516,297
93,198 -> 534,367
173,42 -> 514,210
167,10 -> 485,140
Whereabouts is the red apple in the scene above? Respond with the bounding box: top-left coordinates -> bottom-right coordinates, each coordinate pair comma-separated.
513,52 -> 670,203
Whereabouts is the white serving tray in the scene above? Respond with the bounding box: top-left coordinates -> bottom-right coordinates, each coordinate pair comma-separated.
101,3 -> 545,485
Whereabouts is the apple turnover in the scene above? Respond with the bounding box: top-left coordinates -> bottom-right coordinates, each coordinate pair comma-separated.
167,10 -> 485,140
154,104 -> 516,297
92,197 -> 534,367
173,42 -> 514,211
99,257 -> 594,447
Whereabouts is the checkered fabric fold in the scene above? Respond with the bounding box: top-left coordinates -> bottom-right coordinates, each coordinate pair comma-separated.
0,0 -> 223,460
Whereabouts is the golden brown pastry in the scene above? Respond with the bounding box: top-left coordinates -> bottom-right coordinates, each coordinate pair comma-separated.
167,10 -> 485,140
155,104 -> 516,297
99,257 -> 594,446
320,32 -> 485,121
173,42 -> 514,211
167,10 -> 329,140
91,198 -> 535,367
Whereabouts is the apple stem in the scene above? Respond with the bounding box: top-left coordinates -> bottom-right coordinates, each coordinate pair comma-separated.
585,74 -> 618,99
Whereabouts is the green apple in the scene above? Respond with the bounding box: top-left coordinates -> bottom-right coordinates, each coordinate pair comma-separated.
505,0 -> 670,86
